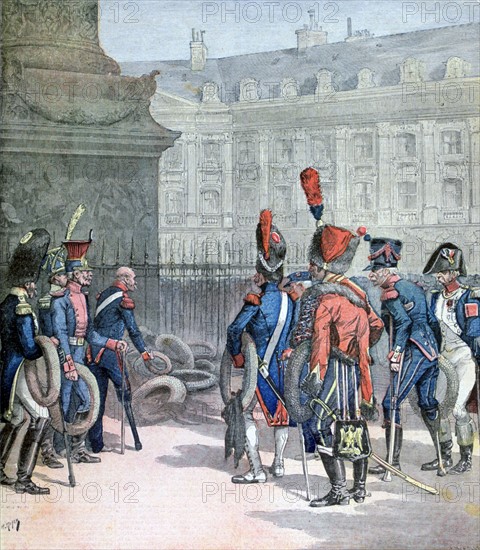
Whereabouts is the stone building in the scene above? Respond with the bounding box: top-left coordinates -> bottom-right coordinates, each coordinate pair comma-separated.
121,22 -> 480,273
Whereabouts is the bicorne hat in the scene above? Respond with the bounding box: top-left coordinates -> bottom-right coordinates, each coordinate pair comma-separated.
423,243 -> 466,276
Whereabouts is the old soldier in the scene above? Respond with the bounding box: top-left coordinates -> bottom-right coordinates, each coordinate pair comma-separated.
51,235 -> 128,463
366,238 -> 445,476
88,266 -> 152,453
227,210 -> 295,483
0,229 -> 52,494
37,245 -> 68,468
287,168 -> 383,506
421,243 -> 478,474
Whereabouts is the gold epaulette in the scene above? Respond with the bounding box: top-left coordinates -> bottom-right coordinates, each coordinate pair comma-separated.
15,296 -> 33,315
469,287 -> 480,299
38,295 -> 52,310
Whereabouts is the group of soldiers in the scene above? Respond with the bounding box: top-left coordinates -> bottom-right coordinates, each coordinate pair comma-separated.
226,167 -> 478,507
0,208 -> 153,495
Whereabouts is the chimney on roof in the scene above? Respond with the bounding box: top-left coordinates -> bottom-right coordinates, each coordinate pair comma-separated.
190,28 -> 207,71
296,9 -> 327,51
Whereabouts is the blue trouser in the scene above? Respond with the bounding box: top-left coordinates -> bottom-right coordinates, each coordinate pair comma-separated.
61,345 -> 90,422
306,359 -> 360,448
88,349 -> 130,453
382,344 -> 439,425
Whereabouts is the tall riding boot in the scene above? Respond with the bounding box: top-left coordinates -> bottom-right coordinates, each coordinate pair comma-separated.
449,418 -> 475,475
269,426 -> 288,477
369,424 -> 403,474
124,399 -> 142,451
15,418 -> 51,495
71,432 -> 101,464
421,410 -> 447,477
310,453 -> 349,507
0,422 -> 24,486
40,425 -> 63,469
232,413 -> 266,484
349,458 -> 371,503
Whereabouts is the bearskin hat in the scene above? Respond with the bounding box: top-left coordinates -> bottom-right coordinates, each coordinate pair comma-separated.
8,229 -> 51,286
300,167 -> 367,274
255,210 -> 286,282
423,243 -> 466,276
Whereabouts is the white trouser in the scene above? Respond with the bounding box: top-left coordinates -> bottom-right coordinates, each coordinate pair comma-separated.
441,344 -> 476,421
9,365 -> 50,427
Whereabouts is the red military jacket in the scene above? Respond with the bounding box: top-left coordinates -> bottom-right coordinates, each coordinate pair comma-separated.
309,275 -> 383,404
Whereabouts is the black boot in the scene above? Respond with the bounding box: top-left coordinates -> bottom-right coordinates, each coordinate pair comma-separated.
15,418 -> 51,495
310,454 -> 350,507
124,399 -> 142,451
421,411 -> 447,477
369,424 -> 403,474
71,433 -> 101,463
0,422 -> 23,486
349,458 -> 371,503
421,440 -> 453,471
41,425 -> 64,469
449,445 -> 473,475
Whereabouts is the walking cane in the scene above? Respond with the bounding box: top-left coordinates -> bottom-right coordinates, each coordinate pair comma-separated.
57,349 -> 75,487
118,350 -> 126,455
383,353 -> 404,482
297,424 -> 311,501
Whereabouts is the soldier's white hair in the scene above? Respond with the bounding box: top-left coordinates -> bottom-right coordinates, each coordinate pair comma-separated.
115,266 -> 134,281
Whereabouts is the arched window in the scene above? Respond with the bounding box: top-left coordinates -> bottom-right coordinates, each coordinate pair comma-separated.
443,178 -> 463,208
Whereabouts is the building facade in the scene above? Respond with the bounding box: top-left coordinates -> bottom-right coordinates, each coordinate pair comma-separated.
122,22 -> 480,273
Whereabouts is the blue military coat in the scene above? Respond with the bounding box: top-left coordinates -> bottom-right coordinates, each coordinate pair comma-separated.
227,282 -> 295,426
381,277 -> 439,360
0,289 -> 42,418
91,281 -> 147,363
430,286 -> 480,357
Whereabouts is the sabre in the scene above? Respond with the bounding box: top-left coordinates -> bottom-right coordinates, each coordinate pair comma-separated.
258,357 -> 311,501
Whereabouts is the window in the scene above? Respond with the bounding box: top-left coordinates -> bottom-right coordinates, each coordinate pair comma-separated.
443,178 -> 463,208
274,186 -> 291,214
166,191 -> 182,214
397,133 -> 416,157
202,190 -> 220,214
275,140 -> 293,163
238,140 -> 255,165
312,136 -> 331,164
442,131 -> 462,155
398,181 -> 417,210
353,181 -> 374,210
354,134 -> 373,161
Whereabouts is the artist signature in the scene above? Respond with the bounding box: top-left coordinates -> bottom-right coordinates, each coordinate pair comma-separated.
1,519 -> 20,532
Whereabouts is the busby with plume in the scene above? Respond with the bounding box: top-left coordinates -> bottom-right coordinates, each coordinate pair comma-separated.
7,229 -> 51,287
300,167 -> 368,275
255,209 -> 286,282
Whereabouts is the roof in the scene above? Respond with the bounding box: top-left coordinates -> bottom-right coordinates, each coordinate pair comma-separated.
120,23 -> 480,104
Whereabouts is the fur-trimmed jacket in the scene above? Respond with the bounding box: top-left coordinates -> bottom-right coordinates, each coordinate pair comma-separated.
290,277 -> 383,403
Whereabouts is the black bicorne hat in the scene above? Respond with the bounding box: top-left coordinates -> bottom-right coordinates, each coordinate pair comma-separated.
423,243 -> 466,276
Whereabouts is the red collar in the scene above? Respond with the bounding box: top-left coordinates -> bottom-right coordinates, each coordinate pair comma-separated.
113,281 -> 128,292
67,280 -> 83,294
444,280 -> 460,294
381,273 -> 401,289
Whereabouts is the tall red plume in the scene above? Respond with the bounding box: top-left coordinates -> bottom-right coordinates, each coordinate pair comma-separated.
259,209 -> 272,259
300,168 -> 322,206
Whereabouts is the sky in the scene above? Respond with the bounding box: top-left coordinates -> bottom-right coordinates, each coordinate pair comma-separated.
98,0 -> 479,61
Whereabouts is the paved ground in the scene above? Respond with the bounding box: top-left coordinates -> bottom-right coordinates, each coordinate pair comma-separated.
1,384 -> 479,550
